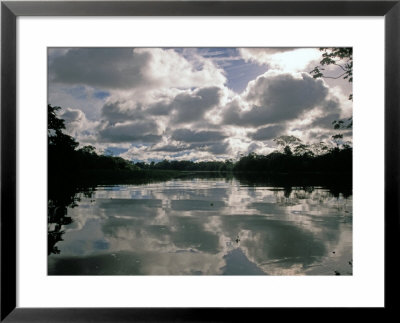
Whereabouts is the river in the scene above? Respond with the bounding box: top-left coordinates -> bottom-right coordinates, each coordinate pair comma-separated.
48,174 -> 352,275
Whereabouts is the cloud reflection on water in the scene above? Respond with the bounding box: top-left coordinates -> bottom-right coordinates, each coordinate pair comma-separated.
48,177 -> 352,275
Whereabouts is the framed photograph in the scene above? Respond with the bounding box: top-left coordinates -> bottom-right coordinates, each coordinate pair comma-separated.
1,0 -> 398,321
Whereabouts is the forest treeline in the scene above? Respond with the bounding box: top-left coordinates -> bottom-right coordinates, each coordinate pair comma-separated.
132,148 -> 351,174
48,104 -> 352,182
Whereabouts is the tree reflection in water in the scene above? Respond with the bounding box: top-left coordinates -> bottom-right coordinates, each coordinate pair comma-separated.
48,181 -> 95,255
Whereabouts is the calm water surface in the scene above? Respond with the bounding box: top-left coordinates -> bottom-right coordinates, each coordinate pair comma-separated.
48,176 -> 352,275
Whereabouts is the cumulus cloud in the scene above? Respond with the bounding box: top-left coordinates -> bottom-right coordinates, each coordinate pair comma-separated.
98,85 -> 224,139
49,48 -> 150,89
136,48 -> 226,89
101,102 -> 145,125
169,86 -> 222,124
147,101 -> 174,116
62,108 -> 85,126
49,84 -> 106,120
60,108 -> 99,144
223,72 -> 329,127
49,48 -> 226,92
98,121 -> 162,143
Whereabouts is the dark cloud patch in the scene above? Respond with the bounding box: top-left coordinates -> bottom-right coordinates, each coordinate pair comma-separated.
221,99 -> 243,125
323,99 -> 340,110
250,125 -> 284,141
99,121 -> 161,143
102,103 -> 129,125
223,73 -> 328,127
49,48 -> 150,89
147,101 -> 174,116
202,141 -> 229,155
102,102 -> 144,125
171,128 -> 227,143
61,109 -> 84,123
171,87 -> 221,124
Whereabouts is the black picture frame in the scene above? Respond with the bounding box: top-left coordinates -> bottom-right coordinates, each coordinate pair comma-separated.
1,1 -> 399,321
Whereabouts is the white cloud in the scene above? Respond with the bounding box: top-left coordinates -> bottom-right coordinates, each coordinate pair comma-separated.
50,48 -> 226,93
61,108 -> 100,145
135,48 -> 226,89
239,48 -> 322,73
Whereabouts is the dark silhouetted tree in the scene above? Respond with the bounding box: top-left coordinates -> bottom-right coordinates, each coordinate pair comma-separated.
310,48 -> 353,129
310,48 -> 352,94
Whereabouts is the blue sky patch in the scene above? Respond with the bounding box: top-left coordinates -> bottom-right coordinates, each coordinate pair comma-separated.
174,48 -> 267,93
105,147 -> 129,156
94,90 -> 110,100
224,59 -> 267,93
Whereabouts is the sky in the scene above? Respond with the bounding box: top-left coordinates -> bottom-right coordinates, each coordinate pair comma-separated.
48,47 -> 352,162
